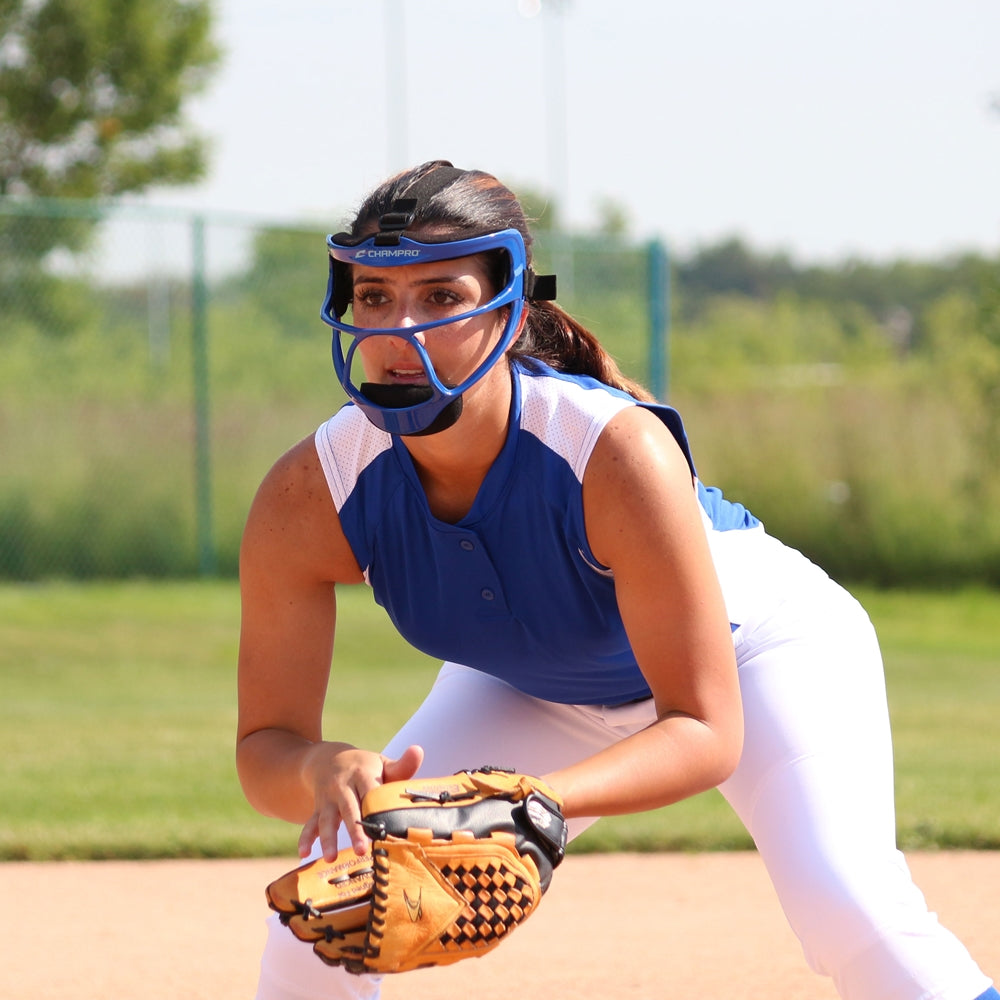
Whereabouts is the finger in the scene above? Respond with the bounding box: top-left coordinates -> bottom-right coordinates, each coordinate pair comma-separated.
349,819 -> 370,856
298,814 -> 320,858
382,743 -> 424,783
344,815 -> 369,857
317,804 -> 349,862
334,790 -> 369,857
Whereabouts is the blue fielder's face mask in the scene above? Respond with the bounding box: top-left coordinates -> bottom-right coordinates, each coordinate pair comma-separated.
321,229 -> 541,436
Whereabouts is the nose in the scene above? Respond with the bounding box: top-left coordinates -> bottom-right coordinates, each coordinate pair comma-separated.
384,320 -> 425,347
382,303 -> 422,335
380,325 -> 426,361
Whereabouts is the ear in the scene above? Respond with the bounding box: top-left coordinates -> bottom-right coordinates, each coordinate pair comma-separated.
512,302 -> 531,339
498,303 -> 530,352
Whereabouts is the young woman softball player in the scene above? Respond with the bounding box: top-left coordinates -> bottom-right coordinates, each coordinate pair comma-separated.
236,160 -> 997,1000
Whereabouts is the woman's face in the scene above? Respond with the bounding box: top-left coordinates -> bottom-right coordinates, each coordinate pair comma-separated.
349,252 -> 506,392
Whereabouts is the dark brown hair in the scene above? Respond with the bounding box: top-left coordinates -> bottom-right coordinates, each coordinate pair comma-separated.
344,161 -> 654,402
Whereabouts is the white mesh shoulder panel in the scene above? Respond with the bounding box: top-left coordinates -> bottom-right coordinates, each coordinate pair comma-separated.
314,406 -> 393,512
518,372 -> 631,482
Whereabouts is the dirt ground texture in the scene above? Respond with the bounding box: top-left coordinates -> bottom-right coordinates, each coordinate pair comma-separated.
3,852 -> 998,1000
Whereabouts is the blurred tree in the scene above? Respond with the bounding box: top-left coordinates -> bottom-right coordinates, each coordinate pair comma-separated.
0,0 -> 218,197
673,236 -> 999,355
0,0 -> 219,333
593,196 -> 630,238
236,226 -> 328,340
675,237 -> 798,316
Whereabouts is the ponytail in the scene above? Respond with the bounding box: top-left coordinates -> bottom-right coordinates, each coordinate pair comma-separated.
511,300 -> 656,403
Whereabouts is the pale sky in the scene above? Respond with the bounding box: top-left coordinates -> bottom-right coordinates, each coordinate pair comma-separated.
140,0 -> 1000,262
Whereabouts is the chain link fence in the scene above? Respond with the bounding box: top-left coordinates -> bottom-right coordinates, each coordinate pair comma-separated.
0,199 -> 668,580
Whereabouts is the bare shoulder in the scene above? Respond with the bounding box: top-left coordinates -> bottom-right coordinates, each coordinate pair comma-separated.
583,405 -> 700,570
242,434 -> 364,586
585,405 -> 693,500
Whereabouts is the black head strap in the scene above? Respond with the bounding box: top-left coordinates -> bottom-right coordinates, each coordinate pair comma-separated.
374,160 -> 465,246
524,270 -> 557,302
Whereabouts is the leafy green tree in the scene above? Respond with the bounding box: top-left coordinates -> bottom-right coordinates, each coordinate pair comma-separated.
0,0 -> 218,197
0,0 -> 219,332
675,237 -> 798,316
235,226 -> 330,340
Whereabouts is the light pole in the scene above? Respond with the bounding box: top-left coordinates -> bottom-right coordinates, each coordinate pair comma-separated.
384,0 -> 408,172
520,0 -> 574,297
543,1 -> 569,222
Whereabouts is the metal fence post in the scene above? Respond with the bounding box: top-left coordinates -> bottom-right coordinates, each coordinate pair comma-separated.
647,238 -> 670,401
190,214 -> 216,575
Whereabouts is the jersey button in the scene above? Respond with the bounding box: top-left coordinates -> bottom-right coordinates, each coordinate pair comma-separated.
460,539 -> 475,551
480,588 -> 495,601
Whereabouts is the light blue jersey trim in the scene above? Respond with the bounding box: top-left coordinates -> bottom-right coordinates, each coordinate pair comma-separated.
528,365 -> 760,535
698,482 -> 761,531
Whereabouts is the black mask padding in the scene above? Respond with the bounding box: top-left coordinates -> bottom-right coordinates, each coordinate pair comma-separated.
331,260 -> 352,318
359,383 -> 464,437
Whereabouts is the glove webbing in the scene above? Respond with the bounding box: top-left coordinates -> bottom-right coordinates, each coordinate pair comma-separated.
362,842 -> 536,968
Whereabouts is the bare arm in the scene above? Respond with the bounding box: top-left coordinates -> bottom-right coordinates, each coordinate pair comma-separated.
236,435 -> 421,859
543,406 -> 743,818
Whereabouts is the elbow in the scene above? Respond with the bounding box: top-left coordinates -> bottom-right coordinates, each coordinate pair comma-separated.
710,709 -> 744,788
712,736 -> 742,788
689,732 -> 741,799
702,669 -> 745,789
234,729 -> 282,819
234,736 -> 263,812
658,696 -> 744,795
678,703 -> 742,794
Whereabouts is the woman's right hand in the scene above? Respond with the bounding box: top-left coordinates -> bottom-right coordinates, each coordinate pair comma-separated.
298,742 -> 424,861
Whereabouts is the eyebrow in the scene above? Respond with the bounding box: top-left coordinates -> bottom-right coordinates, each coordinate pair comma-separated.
352,272 -> 469,287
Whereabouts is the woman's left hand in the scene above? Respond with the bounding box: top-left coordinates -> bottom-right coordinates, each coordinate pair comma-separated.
297,742 -> 425,860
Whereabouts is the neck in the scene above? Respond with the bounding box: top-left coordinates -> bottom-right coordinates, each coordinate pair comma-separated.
401,365 -> 512,522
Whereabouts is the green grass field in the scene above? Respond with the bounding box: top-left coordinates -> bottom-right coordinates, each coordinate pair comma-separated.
0,582 -> 997,860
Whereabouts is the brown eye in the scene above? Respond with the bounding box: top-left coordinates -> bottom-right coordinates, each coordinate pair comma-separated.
355,289 -> 388,309
428,289 -> 462,307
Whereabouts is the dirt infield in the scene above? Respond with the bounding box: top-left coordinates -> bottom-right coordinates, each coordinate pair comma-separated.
3,852 -> 997,999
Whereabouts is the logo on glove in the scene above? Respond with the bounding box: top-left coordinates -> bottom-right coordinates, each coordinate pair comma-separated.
403,888 -> 423,922
526,797 -> 555,831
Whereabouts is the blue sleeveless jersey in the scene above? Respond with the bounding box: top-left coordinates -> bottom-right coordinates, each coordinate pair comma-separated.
315,361 -> 822,705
